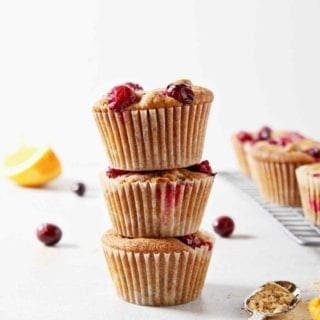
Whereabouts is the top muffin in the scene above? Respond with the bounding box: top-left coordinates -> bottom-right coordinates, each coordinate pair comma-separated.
93,80 -> 214,171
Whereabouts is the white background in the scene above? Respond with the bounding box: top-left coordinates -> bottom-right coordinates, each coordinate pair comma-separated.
1,0 -> 320,170
0,2 -> 320,319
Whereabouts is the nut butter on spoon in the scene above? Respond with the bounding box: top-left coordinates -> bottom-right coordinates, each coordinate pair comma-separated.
244,281 -> 301,320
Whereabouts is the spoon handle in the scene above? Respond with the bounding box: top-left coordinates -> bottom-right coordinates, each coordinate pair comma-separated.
248,313 -> 266,320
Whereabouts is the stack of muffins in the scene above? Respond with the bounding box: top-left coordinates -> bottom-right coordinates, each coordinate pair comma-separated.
232,126 -> 320,227
93,79 -> 215,306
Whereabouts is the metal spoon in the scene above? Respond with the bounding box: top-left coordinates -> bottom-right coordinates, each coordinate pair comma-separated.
244,281 -> 301,320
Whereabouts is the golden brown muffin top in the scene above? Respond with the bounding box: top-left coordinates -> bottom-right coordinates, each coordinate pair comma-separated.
249,139 -> 320,163
102,229 -> 214,253
233,126 -> 305,145
104,165 -> 215,184
93,79 -> 213,112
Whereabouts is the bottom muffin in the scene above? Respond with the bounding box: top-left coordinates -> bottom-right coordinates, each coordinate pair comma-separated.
296,164 -> 320,226
102,229 -> 214,306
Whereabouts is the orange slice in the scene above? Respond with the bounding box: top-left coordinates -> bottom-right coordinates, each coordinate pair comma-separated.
2,145 -> 61,187
309,297 -> 320,320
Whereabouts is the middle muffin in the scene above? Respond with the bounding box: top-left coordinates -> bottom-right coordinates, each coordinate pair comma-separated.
101,160 -> 215,238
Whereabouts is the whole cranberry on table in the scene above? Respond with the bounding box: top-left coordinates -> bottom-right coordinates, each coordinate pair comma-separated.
213,216 -> 235,237
71,182 -> 86,196
36,223 -> 62,246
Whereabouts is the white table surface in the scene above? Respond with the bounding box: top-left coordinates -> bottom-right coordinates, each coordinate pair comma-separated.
1,164 -> 319,320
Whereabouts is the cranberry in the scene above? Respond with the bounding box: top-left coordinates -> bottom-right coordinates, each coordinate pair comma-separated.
213,216 -> 235,237
309,199 -> 320,212
257,126 -> 272,141
71,182 -> 86,196
165,83 -> 194,104
305,148 -> 320,161
188,160 -> 215,176
107,85 -> 137,112
269,137 -> 292,147
236,131 -> 253,143
164,183 -> 182,208
158,183 -> 183,226
278,137 -> 292,146
268,139 -> 278,145
106,167 -> 128,178
177,234 -> 212,250
124,82 -> 143,91
36,223 -> 62,246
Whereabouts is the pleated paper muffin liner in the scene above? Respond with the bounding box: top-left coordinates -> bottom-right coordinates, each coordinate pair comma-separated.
244,144 -> 258,181
103,176 -> 214,238
102,245 -> 212,306
250,159 -> 303,207
296,168 -> 320,226
246,154 -> 257,180
93,102 -> 211,171
231,135 -> 251,176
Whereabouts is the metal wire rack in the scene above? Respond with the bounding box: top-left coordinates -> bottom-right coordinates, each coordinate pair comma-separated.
220,171 -> 320,246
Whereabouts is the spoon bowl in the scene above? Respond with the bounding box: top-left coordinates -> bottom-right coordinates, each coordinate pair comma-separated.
244,281 -> 301,320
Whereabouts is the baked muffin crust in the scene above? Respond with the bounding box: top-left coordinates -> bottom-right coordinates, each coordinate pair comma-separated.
102,229 -> 213,254
93,79 -> 213,112
249,139 -> 320,163
104,168 -> 214,184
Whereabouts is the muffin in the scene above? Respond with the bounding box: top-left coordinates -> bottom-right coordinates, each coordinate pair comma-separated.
296,163 -> 320,226
248,139 -> 320,207
232,126 -> 305,177
101,160 -> 215,238
102,229 -> 214,306
93,80 -> 214,171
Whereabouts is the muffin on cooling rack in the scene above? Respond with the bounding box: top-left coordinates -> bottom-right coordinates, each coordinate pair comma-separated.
248,138 -> 320,207
232,126 -> 305,177
102,229 -> 214,306
296,163 -> 320,226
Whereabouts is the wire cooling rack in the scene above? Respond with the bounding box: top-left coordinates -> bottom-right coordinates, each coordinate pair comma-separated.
219,171 -> 320,246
